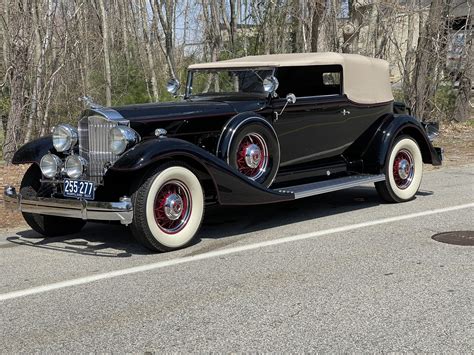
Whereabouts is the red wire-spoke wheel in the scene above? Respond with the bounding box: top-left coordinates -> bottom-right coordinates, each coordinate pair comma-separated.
392,149 -> 415,189
153,180 -> 192,234
226,120 -> 280,187
375,136 -> 423,203
131,164 -> 204,252
235,133 -> 269,180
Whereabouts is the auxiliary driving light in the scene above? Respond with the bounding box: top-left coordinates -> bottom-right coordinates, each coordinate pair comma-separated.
40,154 -> 63,178
52,124 -> 78,152
65,155 -> 87,179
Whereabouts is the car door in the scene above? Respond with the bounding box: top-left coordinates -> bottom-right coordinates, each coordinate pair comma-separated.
272,65 -> 352,168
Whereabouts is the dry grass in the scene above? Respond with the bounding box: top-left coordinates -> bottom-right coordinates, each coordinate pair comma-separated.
431,120 -> 474,169
0,164 -> 29,229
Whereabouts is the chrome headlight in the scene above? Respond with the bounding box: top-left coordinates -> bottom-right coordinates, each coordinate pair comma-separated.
40,154 -> 62,178
108,126 -> 139,155
65,155 -> 87,179
53,124 -> 78,152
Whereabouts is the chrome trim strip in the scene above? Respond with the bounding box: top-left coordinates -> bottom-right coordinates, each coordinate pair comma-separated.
3,186 -> 133,225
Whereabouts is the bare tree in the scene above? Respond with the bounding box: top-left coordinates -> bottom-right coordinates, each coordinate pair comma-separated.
412,0 -> 451,120
2,1 -> 33,163
99,0 -> 112,106
153,0 -> 178,80
453,25 -> 472,121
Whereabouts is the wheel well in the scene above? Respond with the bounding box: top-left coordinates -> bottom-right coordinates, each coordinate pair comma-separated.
397,127 -> 433,164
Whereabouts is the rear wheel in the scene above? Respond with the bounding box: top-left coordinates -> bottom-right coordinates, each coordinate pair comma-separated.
20,165 -> 86,236
375,136 -> 423,203
130,163 -> 204,252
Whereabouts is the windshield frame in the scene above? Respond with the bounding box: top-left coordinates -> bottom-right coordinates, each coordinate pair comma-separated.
185,66 -> 276,99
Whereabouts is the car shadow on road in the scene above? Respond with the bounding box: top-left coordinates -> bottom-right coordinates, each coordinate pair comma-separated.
4,186 -> 431,256
6,223 -> 148,257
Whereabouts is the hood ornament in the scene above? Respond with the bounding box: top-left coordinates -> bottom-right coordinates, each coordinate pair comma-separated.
79,96 -> 102,109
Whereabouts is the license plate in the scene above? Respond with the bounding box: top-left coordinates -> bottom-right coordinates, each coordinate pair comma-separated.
63,179 -> 95,200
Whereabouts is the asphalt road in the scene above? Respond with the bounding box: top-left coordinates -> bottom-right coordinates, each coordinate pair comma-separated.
0,165 -> 473,352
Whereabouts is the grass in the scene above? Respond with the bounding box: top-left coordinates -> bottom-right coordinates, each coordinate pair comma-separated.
464,118 -> 474,127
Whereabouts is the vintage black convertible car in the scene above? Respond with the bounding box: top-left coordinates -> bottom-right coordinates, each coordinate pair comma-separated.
4,53 -> 442,252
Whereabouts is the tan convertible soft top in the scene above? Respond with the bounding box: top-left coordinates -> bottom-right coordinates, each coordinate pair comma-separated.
188,52 -> 394,105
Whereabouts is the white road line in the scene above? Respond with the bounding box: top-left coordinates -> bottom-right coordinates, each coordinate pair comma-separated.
1,202 -> 473,302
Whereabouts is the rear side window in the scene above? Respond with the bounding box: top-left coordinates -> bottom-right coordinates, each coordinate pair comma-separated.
276,65 -> 343,98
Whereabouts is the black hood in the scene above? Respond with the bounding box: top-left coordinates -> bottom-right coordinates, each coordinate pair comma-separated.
110,99 -> 267,138
112,101 -> 237,122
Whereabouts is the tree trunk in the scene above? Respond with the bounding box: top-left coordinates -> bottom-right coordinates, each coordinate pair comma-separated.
99,0 -> 112,106
413,0 -> 450,121
154,0 -> 177,80
3,63 -> 28,163
141,0 -> 159,101
310,0 -> 324,52
2,0 -> 31,163
454,36 -> 472,121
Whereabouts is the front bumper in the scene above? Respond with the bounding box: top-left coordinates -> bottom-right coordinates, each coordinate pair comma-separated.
3,186 -> 133,225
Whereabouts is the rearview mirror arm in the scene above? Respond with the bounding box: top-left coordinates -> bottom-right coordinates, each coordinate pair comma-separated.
274,93 -> 296,121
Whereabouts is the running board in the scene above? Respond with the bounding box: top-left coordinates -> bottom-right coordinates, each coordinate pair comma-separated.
275,174 -> 385,199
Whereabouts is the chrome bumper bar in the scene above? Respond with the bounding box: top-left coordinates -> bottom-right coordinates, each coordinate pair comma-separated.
3,186 -> 133,225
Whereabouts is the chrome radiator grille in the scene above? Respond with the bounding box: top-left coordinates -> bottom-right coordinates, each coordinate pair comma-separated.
78,115 -> 119,184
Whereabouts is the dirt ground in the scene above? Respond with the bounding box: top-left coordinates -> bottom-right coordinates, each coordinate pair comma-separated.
0,122 -> 472,230
430,122 -> 474,169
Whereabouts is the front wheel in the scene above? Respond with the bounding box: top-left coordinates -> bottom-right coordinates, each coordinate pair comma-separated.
375,136 -> 423,203
130,163 -> 204,252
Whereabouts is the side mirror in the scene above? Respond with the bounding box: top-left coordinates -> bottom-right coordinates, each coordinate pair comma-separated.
166,78 -> 181,96
274,93 -> 296,121
263,75 -> 279,95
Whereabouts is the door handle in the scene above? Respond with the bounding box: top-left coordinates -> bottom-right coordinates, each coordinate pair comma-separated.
341,109 -> 351,116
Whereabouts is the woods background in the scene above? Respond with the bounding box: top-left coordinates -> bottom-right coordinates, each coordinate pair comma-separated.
0,0 -> 472,163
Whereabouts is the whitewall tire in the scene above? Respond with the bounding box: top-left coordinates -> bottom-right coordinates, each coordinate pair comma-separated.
375,136 -> 423,203
131,163 -> 204,252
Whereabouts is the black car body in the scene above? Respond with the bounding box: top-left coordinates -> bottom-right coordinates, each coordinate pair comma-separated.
4,53 -> 442,252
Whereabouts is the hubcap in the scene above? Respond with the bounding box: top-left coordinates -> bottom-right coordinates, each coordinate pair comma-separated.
393,149 -> 414,189
244,143 -> 262,168
153,180 -> 192,234
236,133 -> 268,180
398,159 -> 410,180
164,194 -> 183,220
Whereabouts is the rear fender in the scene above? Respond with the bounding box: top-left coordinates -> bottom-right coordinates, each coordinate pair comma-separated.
107,137 -> 291,205
363,114 -> 442,173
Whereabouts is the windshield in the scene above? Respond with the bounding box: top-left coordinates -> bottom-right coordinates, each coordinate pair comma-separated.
187,68 -> 273,98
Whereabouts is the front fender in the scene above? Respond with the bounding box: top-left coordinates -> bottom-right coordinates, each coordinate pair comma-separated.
363,114 -> 442,173
12,136 -> 55,165
108,137 -> 292,205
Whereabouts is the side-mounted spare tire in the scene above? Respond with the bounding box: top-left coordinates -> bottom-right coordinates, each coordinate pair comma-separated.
219,115 -> 280,187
